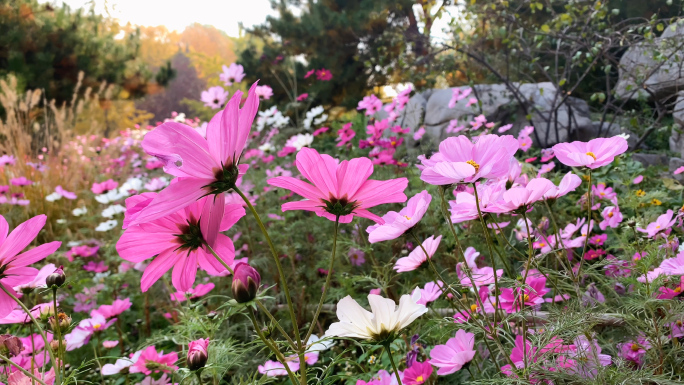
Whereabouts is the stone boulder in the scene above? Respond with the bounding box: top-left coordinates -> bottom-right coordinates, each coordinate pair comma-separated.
615,23 -> 684,100
420,82 -> 593,147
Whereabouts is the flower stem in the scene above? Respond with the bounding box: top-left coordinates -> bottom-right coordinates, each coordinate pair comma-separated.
255,300 -> 297,350
205,243 -> 234,275
383,343 -> 402,385
574,170 -> 593,285
0,286 -> 58,384
195,371 -> 203,385
52,288 -> 63,385
234,186 -> 303,350
246,311 -> 298,384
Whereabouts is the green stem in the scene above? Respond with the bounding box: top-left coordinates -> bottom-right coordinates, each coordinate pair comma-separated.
0,286 -> 58,383
0,352 -> 48,385
246,311 -> 298,384
234,186 -> 302,350
574,170 -> 593,285
255,300 -> 297,350
195,371 -> 203,385
205,244 -> 234,275
52,288 -> 62,385
384,343 -> 403,385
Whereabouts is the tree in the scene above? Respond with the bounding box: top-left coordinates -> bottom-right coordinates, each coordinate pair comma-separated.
238,0 -> 451,108
0,0 -> 160,104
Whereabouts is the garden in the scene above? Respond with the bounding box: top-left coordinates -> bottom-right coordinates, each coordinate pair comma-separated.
2,0 -> 684,384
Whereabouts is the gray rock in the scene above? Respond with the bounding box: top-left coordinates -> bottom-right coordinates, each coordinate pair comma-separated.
671,157 -> 684,183
615,23 -> 684,100
632,153 -> 670,167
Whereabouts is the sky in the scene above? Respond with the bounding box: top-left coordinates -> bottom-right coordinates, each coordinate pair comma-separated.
39,0 -> 277,37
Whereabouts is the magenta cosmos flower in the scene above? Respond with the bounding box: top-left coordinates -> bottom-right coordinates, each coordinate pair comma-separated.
131,82 -> 259,226
418,134 -> 518,185
486,178 -> 556,213
430,329 -> 476,375
402,360 -> 433,384
116,193 -> 245,292
552,136 -> 628,169
366,190 -> 431,243
267,147 -> 408,223
130,345 -> 179,375
0,215 -> 61,317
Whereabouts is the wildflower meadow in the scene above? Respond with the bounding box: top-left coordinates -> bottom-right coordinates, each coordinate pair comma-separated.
4,1 -> 684,385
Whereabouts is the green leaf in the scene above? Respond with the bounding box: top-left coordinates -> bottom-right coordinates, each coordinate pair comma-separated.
541,24 -> 550,33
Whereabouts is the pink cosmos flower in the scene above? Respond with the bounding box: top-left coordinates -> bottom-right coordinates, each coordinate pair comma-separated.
486,178 -> 555,213
402,360 -> 432,384
312,126 -> 329,136
187,338 -> 209,368
103,340 -> 119,349
394,236 -> 441,272
366,190 -> 431,243
258,359 -> 299,377
357,95 -> 383,116
430,329 -> 476,375
413,127 -> 426,141
8,368 -> 55,385
419,135 -> 518,185
65,244 -> 99,261
0,215 -> 61,318
92,179 -> 119,194
675,166 -> 684,175
589,233 -> 607,246
518,135 -> 532,152
544,172 -> 582,199
552,136 -> 628,169
255,85 -> 273,100
117,193 -> 245,292
0,302 -> 55,325
592,183 -> 617,203
0,155 -> 15,166
499,275 -> 549,313
637,268 -> 666,283
297,93 -> 308,101
449,180 -> 507,223
501,335 -> 538,376
498,123 -> 513,133
13,263 -> 55,291
201,86 -> 229,109
660,252 -> 684,275
94,298 -> 132,318
599,206 -> 623,230
466,98 -> 477,107
637,210 -> 675,238
83,261 -> 108,273
618,337 -> 650,366
130,346 -> 179,375
633,175 -> 643,184
559,335 -> 611,378
315,68 -> 332,81
448,87 -> 472,108
170,283 -> 215,301
267,147 -> 408,224
413,281 -> 442,305
348,248 -> 365,266
657,276 -> 684,299
131,83 -> 258,225
9,177 -> 32,186
219,63 -> 245,86
55,186 -> 77,199
537,161 -> 555,176
336,122 -> 355,147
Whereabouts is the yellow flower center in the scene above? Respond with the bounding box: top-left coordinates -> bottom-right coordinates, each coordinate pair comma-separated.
391,141 -> 396,146
631,343 -> 640,352
585,152 -> 597,160
656,225 -> 661,229
523,294 -> 530,302
675,286 -> 682,293
600,192 -> 605,196
466,160 -> 480,173
608,212 -> 614,218
93,323 -> 102,330
403,215 -> 412,221
539,242 -> 546,247
416,375 -> 425,383
470,304 -> 478,312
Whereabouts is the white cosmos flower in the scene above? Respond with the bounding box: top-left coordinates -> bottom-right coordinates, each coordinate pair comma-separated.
95,220 -> 118,232
72,207 -> 88,216
259,142 -> 275,152
102,204 -> 126,218
285,134 -> 314,151
325,291 -> 427,341
306,334 -> 334,352
95,189 -> 128,204
45,192 -> 62,202
303,106 -> 325,130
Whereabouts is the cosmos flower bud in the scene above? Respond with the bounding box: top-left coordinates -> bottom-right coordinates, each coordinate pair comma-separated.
49,339 -> 67,353
187,339 -> 209,371
231,263 -> 261,303
46,266 -> 66,288
48,312 -> 72,333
